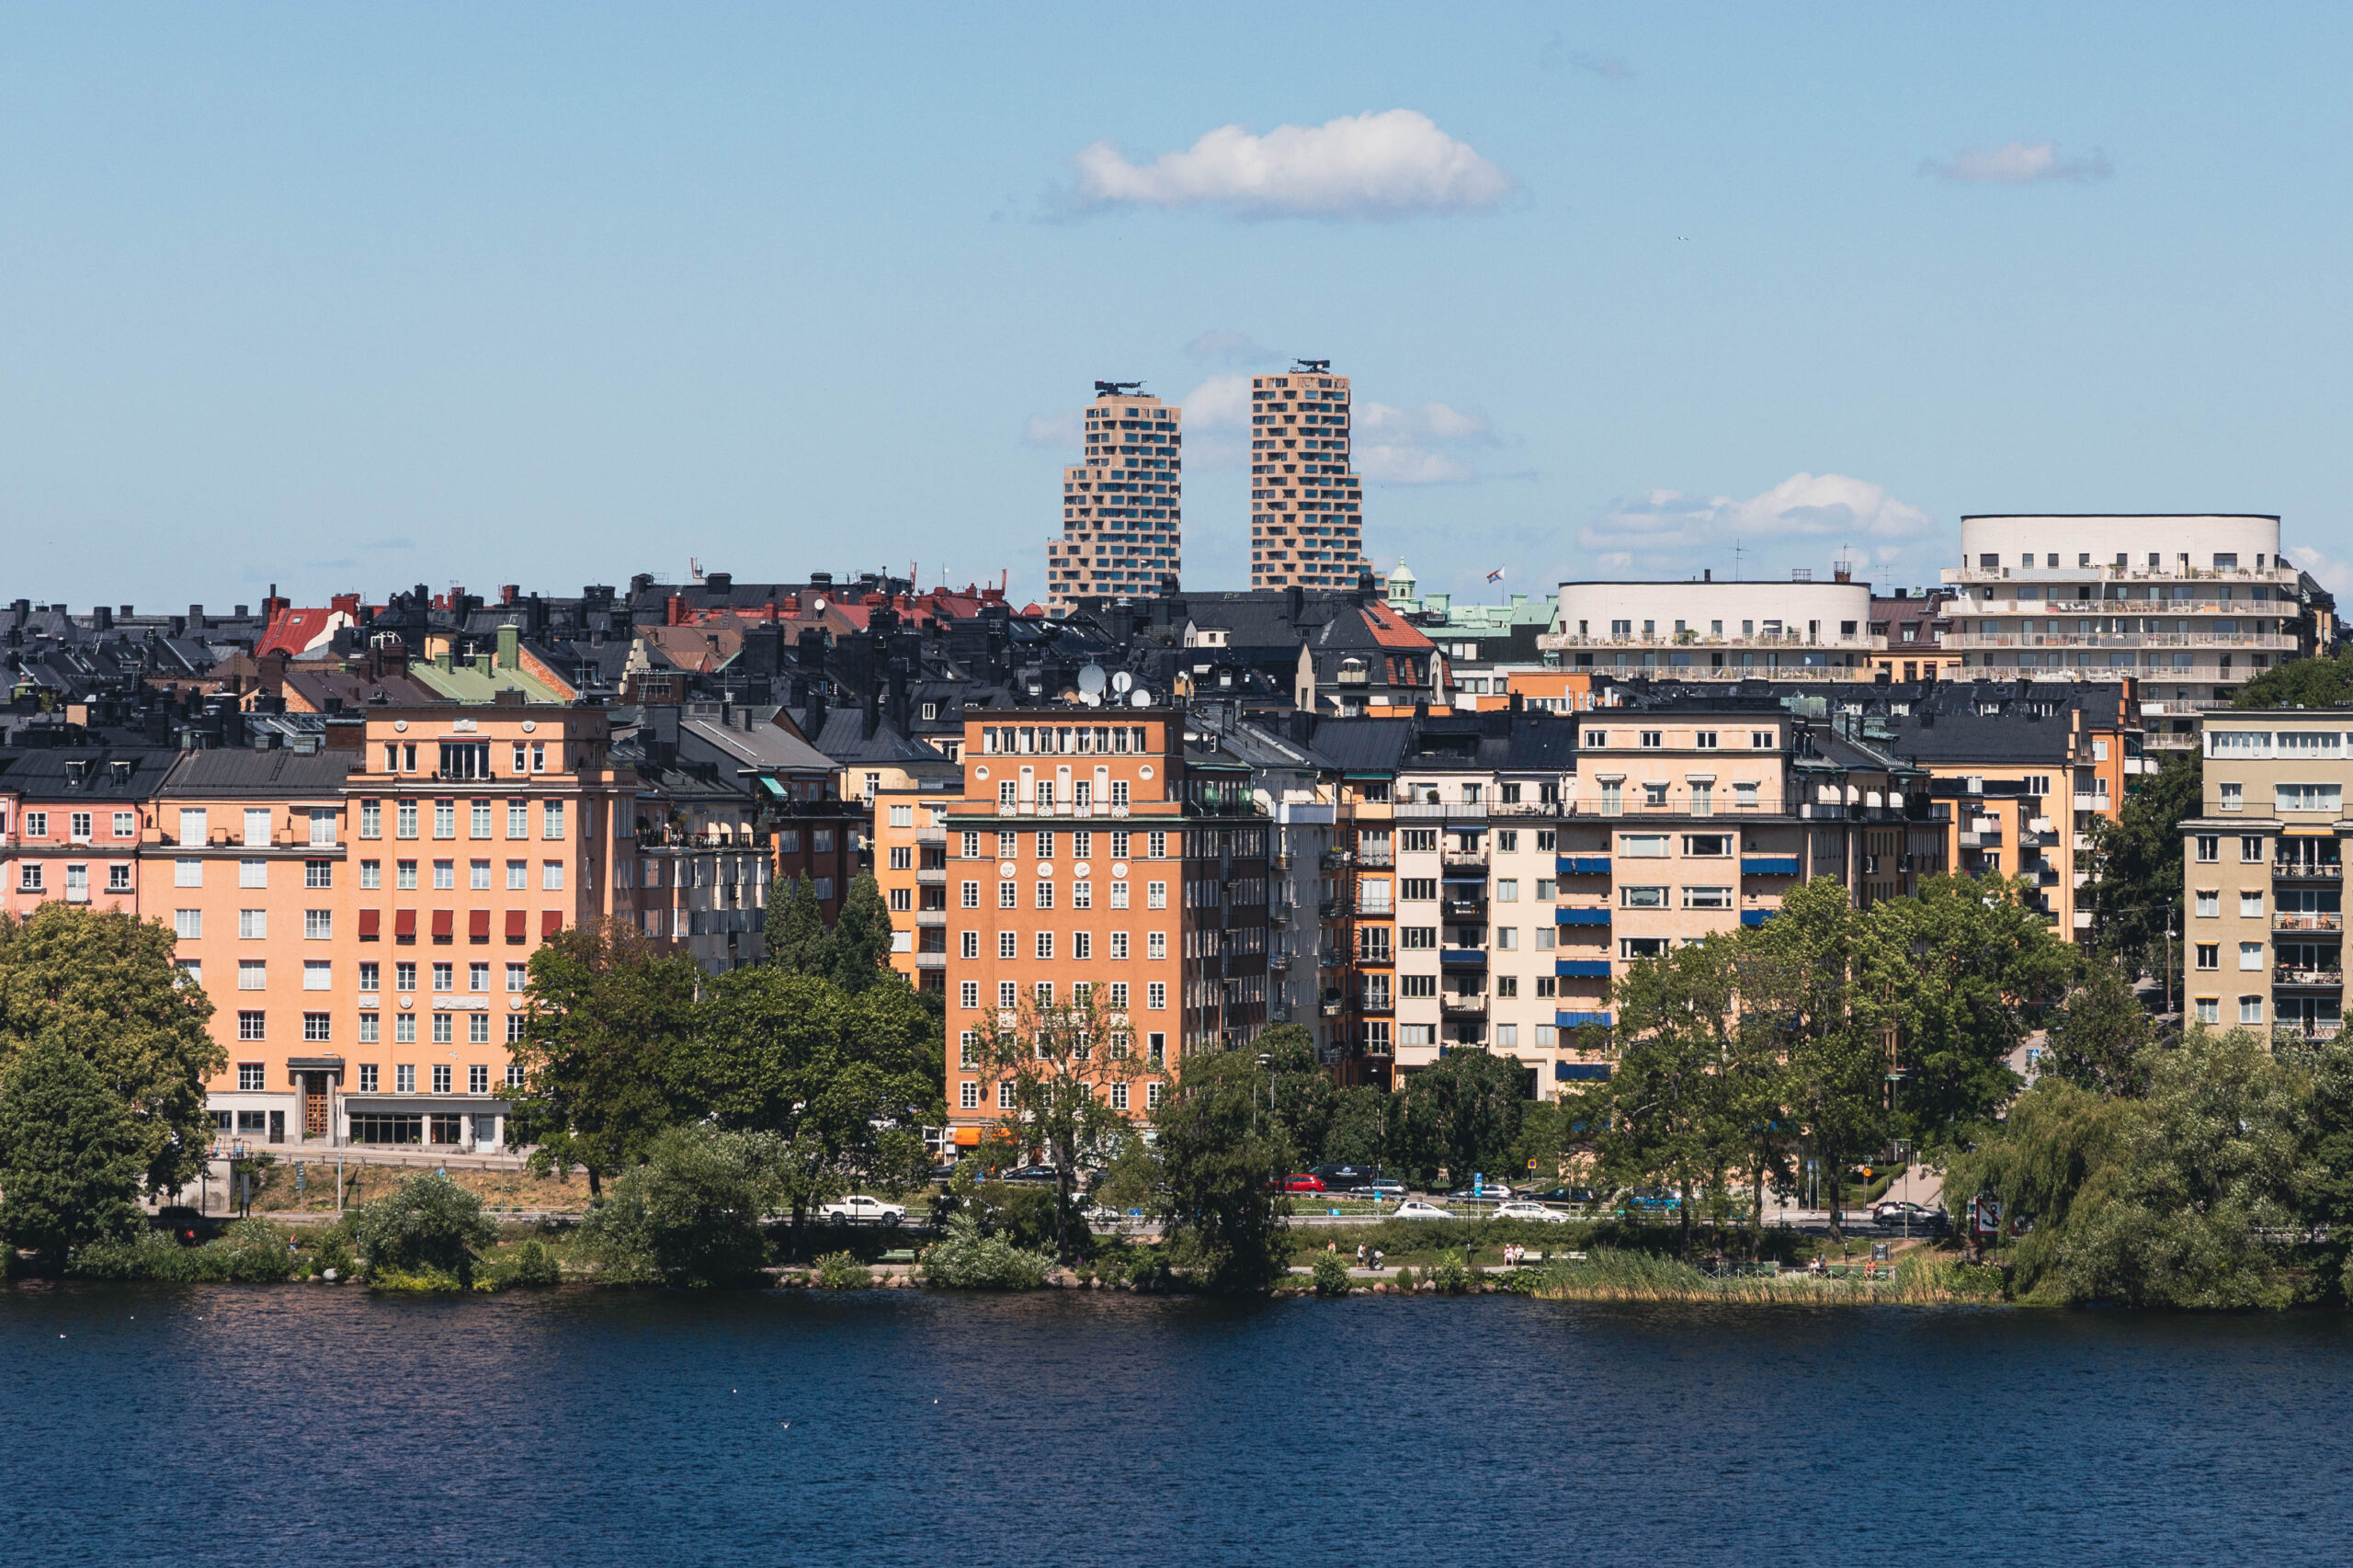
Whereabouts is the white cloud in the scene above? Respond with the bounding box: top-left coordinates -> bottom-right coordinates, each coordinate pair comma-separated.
1356,400 -> 1495,485
1178,372 -> 1254,430
1071,109 -> 1514,220
1919,141 -> 2113,185
1581,472 -> 1937,574
1185,329 -> 1279,366
2285,542 -> 2353,597
1022,409 -> 1082,449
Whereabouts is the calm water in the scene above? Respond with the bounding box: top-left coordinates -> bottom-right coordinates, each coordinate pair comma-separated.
5,1284 -> 2351,1567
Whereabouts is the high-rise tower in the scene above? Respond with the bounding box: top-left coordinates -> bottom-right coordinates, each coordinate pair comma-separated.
1249,360 -> 1366,589
1046,381 -> 1181,614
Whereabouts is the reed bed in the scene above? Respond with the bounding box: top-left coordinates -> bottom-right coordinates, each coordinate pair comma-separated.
1518,1248 -> 2004,1305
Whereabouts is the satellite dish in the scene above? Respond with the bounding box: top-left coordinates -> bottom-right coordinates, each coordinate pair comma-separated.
1077,664 -> 1107,696
1078,691 -> 1101,708
1110,671 -> 1134,694
1130,689 -> 1153,709
812,597 -> 828,613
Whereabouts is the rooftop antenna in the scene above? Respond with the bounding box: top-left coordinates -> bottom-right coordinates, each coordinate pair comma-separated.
1293,358 -> 1331,373
1733,540 -> 1745,582
1095,380 -> 1146,396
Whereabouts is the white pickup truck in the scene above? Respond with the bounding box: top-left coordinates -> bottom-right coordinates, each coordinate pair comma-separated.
816,1194 -> 907,1226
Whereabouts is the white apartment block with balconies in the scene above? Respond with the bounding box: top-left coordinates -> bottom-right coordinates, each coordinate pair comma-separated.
1941,515 -> 2336,754
1540,575 -> 1884,682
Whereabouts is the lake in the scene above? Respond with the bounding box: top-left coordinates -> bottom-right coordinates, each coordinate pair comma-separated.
5,1284 -> 2350,1566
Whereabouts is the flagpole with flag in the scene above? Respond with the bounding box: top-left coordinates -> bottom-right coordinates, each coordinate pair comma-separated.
1486,566 -> 1506,585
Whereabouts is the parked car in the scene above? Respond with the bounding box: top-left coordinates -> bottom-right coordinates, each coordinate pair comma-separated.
1392,1199 -> 1458,1221
1353,1180 -> 1409,1199
999,1165 -> 1063,1186
1083,1204 -> 1126,1226
149,1206 -> 224,1245
1279,1174 -> 1326,1193
1446,1183 -> 1514,1201
1524,1186 -> 1596,1207
816,1195 -> 907,1226
1873,1200 -> 1947,1232
1309,1164 -> 1377,1188
1490,1199 -> 1571,1224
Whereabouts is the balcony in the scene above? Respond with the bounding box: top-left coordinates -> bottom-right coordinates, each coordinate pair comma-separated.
1555,856 -> 1611,875
1959,829 -> 2004,849
2274,967 -> 2344,988
1740,909 -> 1775,927
915,910 -> 947,927
1556,907 -> 1612,926
1358,994 -> 1394,1016
1555,1011 -> 1615,1028
915,868 -> 946,886
1267,951 -> 1290,971
2276,863 -> 2346,881
1441,896 -> 1488,919
1440,849 -> 1489,871
2072,793 -> 2105,812
1554,959 -> 1612,978
914,952 -> 946,971
1357,850 -> 1394,869
1740,855 -> 1801,876
2275,914 -> 2345,933
1440,994 -> 1489,1017
1318,849 -> 1352,871
1439,948 -> 1489,969
1317,899 -> 1345,920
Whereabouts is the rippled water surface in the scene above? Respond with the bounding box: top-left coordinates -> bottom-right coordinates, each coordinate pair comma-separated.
5,1283 -> 2351,1566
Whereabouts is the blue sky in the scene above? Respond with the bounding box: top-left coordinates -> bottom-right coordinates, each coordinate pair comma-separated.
6,3 -> 2351,609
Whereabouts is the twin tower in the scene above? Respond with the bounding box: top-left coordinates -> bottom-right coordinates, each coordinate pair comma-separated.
1045,359 -> 1369,613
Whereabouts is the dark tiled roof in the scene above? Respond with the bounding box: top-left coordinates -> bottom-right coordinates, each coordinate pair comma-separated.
157,748 -> 357,797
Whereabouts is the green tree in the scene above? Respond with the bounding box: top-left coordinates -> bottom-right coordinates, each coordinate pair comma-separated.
0,1034 -> 144,1272
2231,649 -> 2353,710
1323,1085 -> 1396,1171
1392,1047 -> 1529,1189
350,1171 -> 500,1288
1947,1029 -> 2311,1307
1596,938 -> 1736,1253
1743,878 -> 1884,1240
682,966 -> 943,1242
1859,873 -> 2069,1148
765,871 -> 831,977
0,903 -> 222,1194
972,988 -> 1146,1262
2085,753 -> 2201,973
2043,948 -> 2157,1097
1257,1023 -> 1336,1168
824,871 -> 896,993
1153,1049 -> 1291,1292
576,1124 -> 781,1288
508,918 -> 700,1197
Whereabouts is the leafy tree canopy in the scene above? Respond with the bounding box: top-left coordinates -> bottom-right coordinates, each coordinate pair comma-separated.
2231,650 -> 2353,710
0,1033 -> 145,1272
1153,1049 -> 1291,1292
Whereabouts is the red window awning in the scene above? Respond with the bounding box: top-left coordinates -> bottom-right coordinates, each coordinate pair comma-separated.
469,909 -> 491,941
431,909 -> 455,940
540,911 -> 563,937
505,909 -> 528,942
393,909 -> 417,939
358,908 -> 381,939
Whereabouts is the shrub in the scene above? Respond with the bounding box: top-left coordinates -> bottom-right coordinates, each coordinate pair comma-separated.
353,1174 -> 498,1287
918,1212 -> 1052,1290
1310,1251 -> 1353,1297
67,1218 -> 296,1283
306,1230 -> 355,1279
503,1239 -> 562,1287
1122,1252 -> 1171,1290
574,1126 -> 778,1288
1427,1252 -> 1474,1294
813,1250 -> 872,1290
67,1227 -> 188,1280
1392,1266 -> 1416,1290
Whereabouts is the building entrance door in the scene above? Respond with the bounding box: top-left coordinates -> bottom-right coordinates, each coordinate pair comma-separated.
302,1074 -> 330,1138
472,1114 -> 499,1153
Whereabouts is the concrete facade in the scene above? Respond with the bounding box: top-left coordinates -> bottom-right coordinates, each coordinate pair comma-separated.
1048,385 -> 1182,613
1541,578 -> 1884,681
1249,364 -> 1367,589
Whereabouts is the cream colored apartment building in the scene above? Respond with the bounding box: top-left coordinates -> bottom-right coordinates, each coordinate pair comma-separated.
1539,574 -> 1886,682
1249,361 -> 1367,590
1047,383 -> 1182,613
2183,711 -> 2350,1040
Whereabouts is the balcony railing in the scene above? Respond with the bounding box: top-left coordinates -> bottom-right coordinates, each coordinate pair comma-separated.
2275,914 -> 2346,933
1538,631 -> 1874,652
1943,631 -> 2296,651
1440,850 -> 1489,870
2276,863 -> 2346,881
1439,995 -> 1489,1017
2274,967 -> 2344,987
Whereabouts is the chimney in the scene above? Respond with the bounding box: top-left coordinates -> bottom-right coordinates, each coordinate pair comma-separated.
496,622 -> 520,672
1702,569 -> 1711,583
1286,584 -> 1304,622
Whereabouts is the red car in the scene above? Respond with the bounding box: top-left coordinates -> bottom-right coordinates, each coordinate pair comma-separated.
1280,1174 -> 1326,1193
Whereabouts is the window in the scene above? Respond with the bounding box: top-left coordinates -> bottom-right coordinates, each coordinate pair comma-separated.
470,1014 -> 490,1044
1683,835 -> 1733,857
1620,834 -> 1668,858
1035,932 -> 1055,960
1146,1083 -> 1164,1109
433,1063 -> 452,1093
961,981 -> 980,1010
2195,943 -> 2219,971
174,858 -> 201,888
434,800 -> 456,839
1109,981 -> 1129,1009
2241,891 -> 2265,918
1147,932 -> 1166,960
1033,981 -> 1053,1006
469,962 -> 490,992
1147,881 -> 1167,909
397,859 -> 418,890
507,801 -> 529,839
433,963 -> 454,992
962,881 -> 981,908
303,960 -> 331,992
395,1015 -> 415,1044
471,858 -> 492,890
504,859 -> 525,890
1495,879 -> 1519,902
2241,996 -> 2265,1025
2195,997 -> 2219,1025
2242,836 -> 2266,863
998,982 -> 1017,1010
433,1015 -> 453,1045
1035,881 -> 1054,910
237,1011 -> 265,1041
242,808 -> 271,848
305,909 -> 333,939
2240,942 -> 2265,971
961,1081 -> 981,1110
240,859 -> 267,889
17,863 -> 41,893
359,962 -> 381,994
238,960 -> 266,991
358,1062 -> 380,1091
396,961 -> 417,991
1401,878 -> 1438,902
360,801 -> 381,839
1110,1084 -> 1130,1112
1620,886 -> 1666,908
999,881 -> 1017,909
2196,835 -> 2220,863
997,1081 -> 1016,1109
470,1063 -> 490,1094
238,908 -> 267,939
359,1012 -> 380,1043
175,909 -> 202,940
2220,782 -> 2244,812
1683,887 -> 1733,909
1147,981 -> 1166,1010
396,1064 -> 416,1092
2196,890 -> 2219,917
1639,732 -> 1662,749
506,963 -> 527,992
2278,784 -> 2343,813
543,861 -> 564,891
543,801 -> 565,840
303,1012 -> 331,1041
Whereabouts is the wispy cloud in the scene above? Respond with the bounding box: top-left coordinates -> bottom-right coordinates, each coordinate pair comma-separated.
2286,542 -> 2353,598
1540,36 -> 1632,78
1919,141 -> 2113,185
1581,472 -> 1936,574
1185,329 -> 1279,367
1070,109 -> 1514,221
1176,372 -> 1255,469
1021,408 -> 1083,449
1358,401 -> 1495,486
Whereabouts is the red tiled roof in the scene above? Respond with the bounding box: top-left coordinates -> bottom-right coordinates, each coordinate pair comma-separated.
1360,601 -> 1436,650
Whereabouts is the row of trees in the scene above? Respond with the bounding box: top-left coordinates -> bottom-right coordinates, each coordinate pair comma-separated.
1587,873 -> 2088,1249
